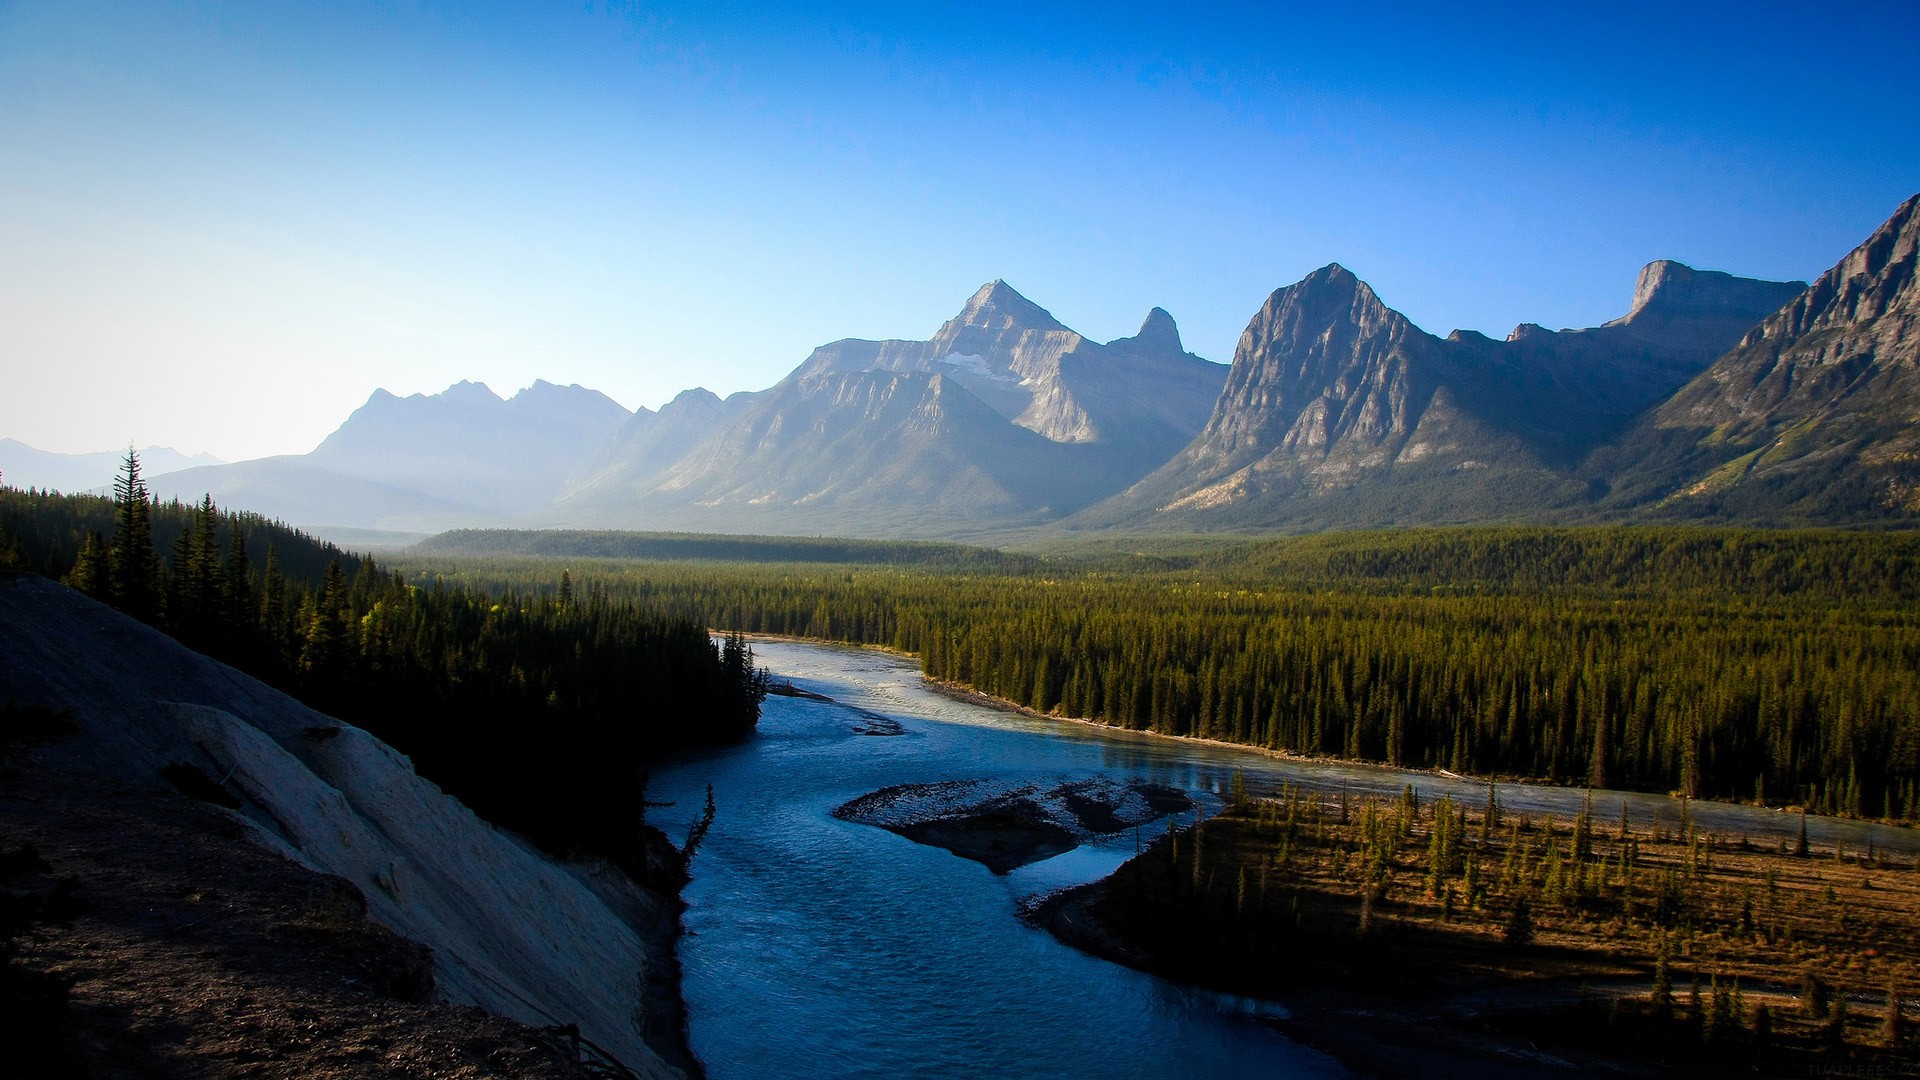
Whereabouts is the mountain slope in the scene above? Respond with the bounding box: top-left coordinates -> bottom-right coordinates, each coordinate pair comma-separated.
564,282 -> 1226,534
552,387 -> 761,520
1074,259 -> 1805,531
576,369 -> 1132,534
1597,193 -> 1920,522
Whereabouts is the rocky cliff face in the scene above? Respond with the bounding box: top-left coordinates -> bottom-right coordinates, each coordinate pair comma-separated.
1598,193 -> 1920,521
1079,257 -> 1806,530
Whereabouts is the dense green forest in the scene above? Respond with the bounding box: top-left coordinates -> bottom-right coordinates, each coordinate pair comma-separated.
417,527 -> 1040,572
0,460 -> 767,872
400,527 -> 1920,823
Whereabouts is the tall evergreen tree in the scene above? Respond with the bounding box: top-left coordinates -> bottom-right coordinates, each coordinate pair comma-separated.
107,448 -> 161,620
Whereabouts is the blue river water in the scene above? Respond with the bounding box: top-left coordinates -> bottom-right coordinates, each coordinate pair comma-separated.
647,640 -> 1918,1079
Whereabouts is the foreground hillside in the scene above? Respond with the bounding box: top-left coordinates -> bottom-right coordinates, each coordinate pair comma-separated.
0,750 -> 603,1078
0,573 -> 699,1077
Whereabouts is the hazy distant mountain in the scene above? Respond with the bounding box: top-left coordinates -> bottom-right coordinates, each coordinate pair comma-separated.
308,379 -> 630,515
1595,193 -> 1920,523
558,281 -> 1227,534
1077,259 -> 1805,531
146,457 -> 505,533
0,440 -> 222,493
145,380 -> 630,531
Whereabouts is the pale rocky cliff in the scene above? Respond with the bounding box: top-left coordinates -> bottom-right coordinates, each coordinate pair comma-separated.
0,575 -> 693,1079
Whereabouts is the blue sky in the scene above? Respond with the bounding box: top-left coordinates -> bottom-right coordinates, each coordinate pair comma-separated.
2,1 -> 1916,459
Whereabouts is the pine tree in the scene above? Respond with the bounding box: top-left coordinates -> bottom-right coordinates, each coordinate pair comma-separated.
67,529 -> 109,598
222,527 -> 254,655
300,559 -> 353,684
1503,892 -> 1533,947
1651,945 -> 1674,1019
107,448 -> 160,620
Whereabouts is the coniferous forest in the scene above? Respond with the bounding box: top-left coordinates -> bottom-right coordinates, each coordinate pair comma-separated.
406,529 -> 1920,824
0,455 -> 767,871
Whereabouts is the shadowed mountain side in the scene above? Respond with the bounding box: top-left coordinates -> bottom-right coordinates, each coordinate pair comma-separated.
1446,262 -> 1808,462
562,369 -> 1141,536
1071,257 -> 1806,532
147,457 -> 505,533
1594,192 -> 1920,523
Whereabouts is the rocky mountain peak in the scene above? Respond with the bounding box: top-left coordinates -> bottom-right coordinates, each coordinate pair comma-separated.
1105,306 -> 1187,359
1133,307 -> 1183,352
1756,190 -> 1919,342
440,380 -> 504,405
1613,260 -> 1807,327
660,387 -> 722,415
1256,263 -> 1401,340
953,279 -> 1068,333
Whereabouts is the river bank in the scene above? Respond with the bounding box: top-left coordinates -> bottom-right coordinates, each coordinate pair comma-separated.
1025,792 -> 1920,1078
740,632 -> 1920,856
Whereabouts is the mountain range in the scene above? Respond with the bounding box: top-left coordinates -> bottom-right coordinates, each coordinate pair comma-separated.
20,192 -> 1917,539
0,441 -> 223,494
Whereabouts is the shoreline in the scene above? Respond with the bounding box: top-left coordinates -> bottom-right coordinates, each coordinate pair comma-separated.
736,631 -> 1910,833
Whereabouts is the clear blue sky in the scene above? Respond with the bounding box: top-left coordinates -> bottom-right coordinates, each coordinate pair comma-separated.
3,1 -> 1916,459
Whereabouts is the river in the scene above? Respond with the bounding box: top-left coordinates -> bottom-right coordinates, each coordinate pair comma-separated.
647,639 -> 1918,1079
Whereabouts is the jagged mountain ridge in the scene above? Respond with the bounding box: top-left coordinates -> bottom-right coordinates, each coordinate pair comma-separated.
1596,193 -> 1920,522
1072,256 -> 1808,531
556,367 -> 1143,534
73,201 -> 1920,539
140,379 -> 632,533
551,282 -> 1228,533
308,379 -> 631,515
0,440 -> 223,494
792,280 -> 1228,461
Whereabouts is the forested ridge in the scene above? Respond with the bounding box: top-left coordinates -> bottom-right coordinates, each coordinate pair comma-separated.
0,459 -> 767,872
404,528 -> 1920,823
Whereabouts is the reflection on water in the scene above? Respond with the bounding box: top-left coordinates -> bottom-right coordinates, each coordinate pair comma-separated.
649,640 -> 1916,1080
